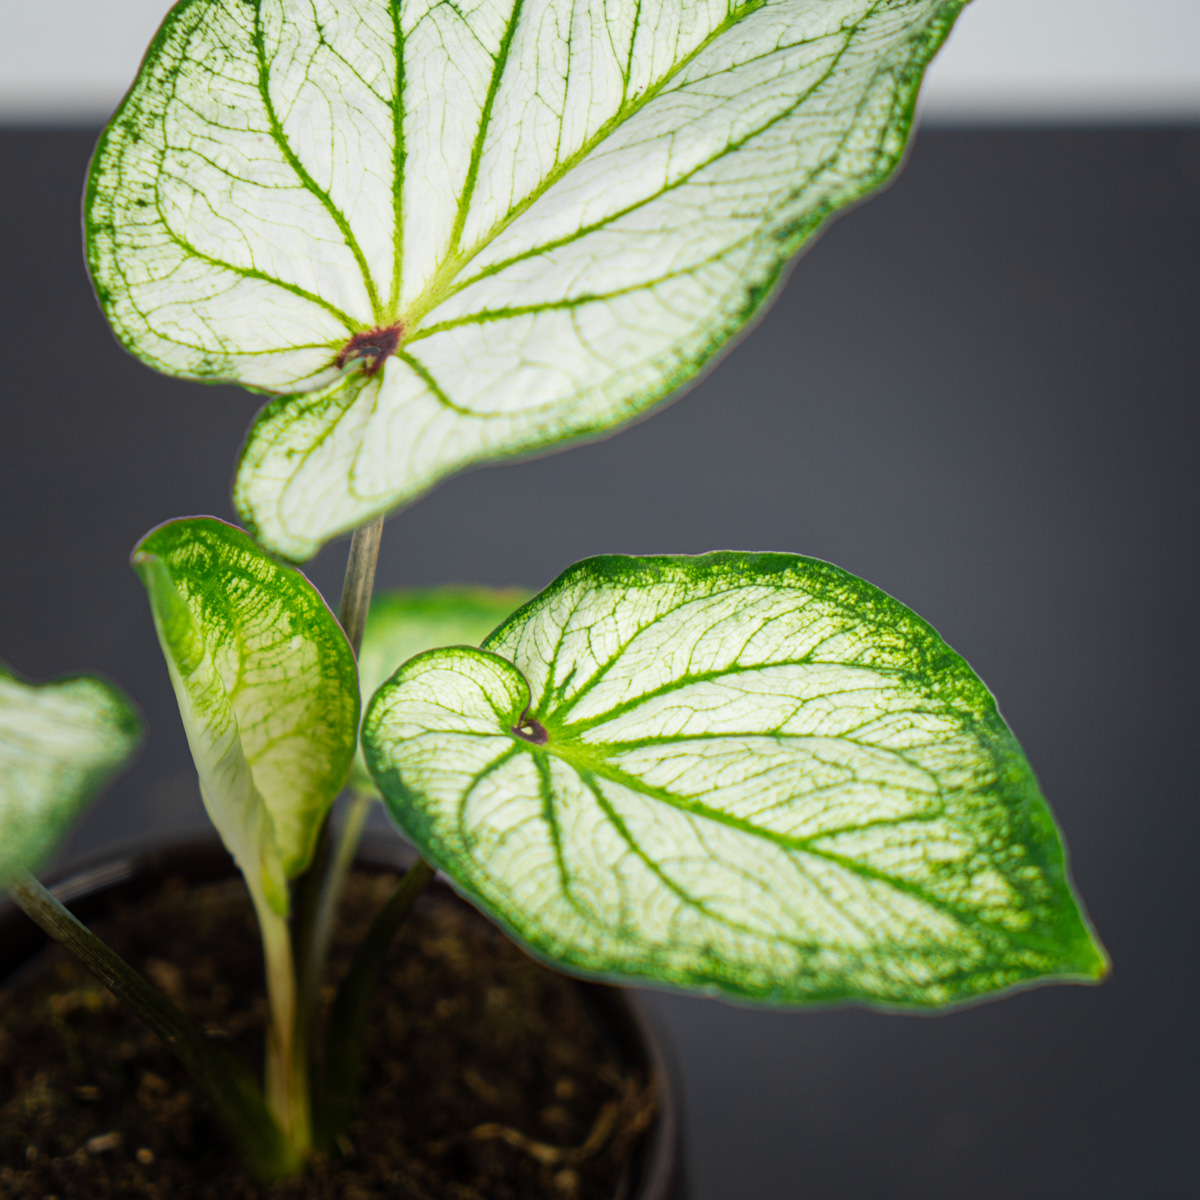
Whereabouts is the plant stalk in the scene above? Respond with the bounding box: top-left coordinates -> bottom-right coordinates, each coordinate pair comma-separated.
337,516 -> 385,656
302,790 -> 372,1008
317,856 -> 435,1148
294,515 -> 385,996
256,895 -> 311,1158
292,516 -> 387,1131
8,869 -> 296,1184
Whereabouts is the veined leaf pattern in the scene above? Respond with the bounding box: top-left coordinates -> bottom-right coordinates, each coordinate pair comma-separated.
362,553 -> 1106,1007
0,664 -> 140,884
88,0 -> 967,559
133,518 -> 359,913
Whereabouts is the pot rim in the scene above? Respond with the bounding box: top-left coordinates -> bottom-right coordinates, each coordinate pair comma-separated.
0,830 -> 682,1200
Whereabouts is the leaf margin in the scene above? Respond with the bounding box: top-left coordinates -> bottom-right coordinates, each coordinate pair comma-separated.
350,584 -> 533,795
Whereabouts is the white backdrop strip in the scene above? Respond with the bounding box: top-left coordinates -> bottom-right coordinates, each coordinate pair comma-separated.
1,0 -> 1197,125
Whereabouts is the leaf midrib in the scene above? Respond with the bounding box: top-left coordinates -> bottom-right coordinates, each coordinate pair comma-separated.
389,0 -> 406,310
252,1 -> 383,321
574,766 -> 860,952
409,18 -> 862,325
400,0 -> 779,327
549,752 -> 1029,938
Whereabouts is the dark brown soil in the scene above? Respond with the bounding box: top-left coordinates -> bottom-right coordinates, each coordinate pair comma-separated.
0,871 -> 654,1199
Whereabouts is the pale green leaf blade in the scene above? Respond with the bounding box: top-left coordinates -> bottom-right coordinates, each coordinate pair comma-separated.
87,0 -> 967,560
0,664 -> 141,885
350,586 -> 531,793
133,518 -> 359,912
362,553 -> 1107,1008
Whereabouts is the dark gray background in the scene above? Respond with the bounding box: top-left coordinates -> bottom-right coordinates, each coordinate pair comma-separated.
2,126 -> 1197,1198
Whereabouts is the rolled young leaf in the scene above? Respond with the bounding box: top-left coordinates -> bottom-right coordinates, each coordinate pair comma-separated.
0,665 -> 141,885
132,518 -> 359,915
350,587 -> 531,794
363,553 -> 1107,1008
87,0 -> 968,560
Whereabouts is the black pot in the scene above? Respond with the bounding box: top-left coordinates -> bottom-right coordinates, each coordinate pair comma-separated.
0,833 -> 684,1199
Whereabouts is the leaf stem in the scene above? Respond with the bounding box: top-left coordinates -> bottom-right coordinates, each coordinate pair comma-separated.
294,516 -> 384,1009
292,516 -> 386,1139
317,856 -> 435,1149
7,869 -> 296,1184
338,517 -> 385,656
301,791 -> 373,1019
257,895 -> 311,1157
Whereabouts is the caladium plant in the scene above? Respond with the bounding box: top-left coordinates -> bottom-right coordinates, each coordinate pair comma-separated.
1,0 -> 1105,1185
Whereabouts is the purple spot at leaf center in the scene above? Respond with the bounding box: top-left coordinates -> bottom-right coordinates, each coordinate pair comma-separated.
338,323 -> 403,376
511,715 -> 548,745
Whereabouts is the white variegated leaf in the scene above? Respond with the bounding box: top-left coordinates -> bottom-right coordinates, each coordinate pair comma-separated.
88,0 -> 968,560
133,518 -> 359,914
0,665 -> 140,885
362,553 -> 1107,1008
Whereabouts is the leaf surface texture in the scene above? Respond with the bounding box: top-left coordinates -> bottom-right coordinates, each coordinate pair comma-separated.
363,553 -> 1106,1006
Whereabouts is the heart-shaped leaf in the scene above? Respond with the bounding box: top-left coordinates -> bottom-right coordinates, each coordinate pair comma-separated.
87,0 -> 967,560
362,553 -> 1106,1007
350,587 -> 531,794
0,664 -> 141,885
133,518 -> 358,914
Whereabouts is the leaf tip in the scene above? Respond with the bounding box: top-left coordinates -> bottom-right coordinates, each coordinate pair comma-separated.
1070,927 -> 1111,983
1034,902 -> 1110,988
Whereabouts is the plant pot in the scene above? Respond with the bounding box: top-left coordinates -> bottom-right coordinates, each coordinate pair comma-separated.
0,833 -> 683,1199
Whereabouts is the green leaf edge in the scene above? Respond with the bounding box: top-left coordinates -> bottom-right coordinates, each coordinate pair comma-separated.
365,551 -> 1108,1011
82,0 -> 281,395
0,662 -> 143,885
